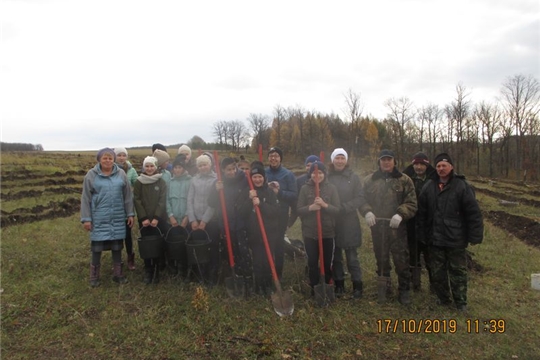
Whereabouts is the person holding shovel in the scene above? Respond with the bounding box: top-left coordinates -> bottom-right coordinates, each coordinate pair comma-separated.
416,153 -> 483,312
238,161 -> 281,296
328,148 -> 367,299
297,161 -> 340,296
359,149 -> 417,305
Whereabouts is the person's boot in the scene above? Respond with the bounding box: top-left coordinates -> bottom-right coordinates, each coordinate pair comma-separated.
153,264 -> 160,284
244,276 -> 253,298
398,290 -> 411,305
90,264 -> 101,288
127,253 -> 136,271
334,280 -> 345,298
412,267 -> 421,292
352,281 -> 363,299
377,276 -> 390,303
112,263 -> 128,284
144,266 -> 153,284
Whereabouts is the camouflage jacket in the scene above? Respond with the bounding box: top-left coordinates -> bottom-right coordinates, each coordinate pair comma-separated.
359,167 -> 417,224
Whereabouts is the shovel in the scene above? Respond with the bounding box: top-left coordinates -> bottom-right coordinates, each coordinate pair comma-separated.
214,151 -> 245,299
246,170 -> 294,317
313,163 -> 335,307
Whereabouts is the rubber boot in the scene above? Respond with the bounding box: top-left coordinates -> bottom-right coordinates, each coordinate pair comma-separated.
334,280 -> 345,298
412,266 -> 421,292
352,281 -> 363,299
90,264 -> 101,287
144,266 -> 153,284
377,276 -> 390,303
112,263 -> 128,284
127,253 -> 136,271
153,263 -> 160,284
398,290 -> 411,305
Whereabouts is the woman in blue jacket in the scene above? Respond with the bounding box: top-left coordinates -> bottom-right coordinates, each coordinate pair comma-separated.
81,148 -> 135,287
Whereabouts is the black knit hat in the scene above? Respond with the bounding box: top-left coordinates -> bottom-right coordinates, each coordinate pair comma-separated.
172,154 -> 187,168
308,161 -> 327,178
250,163 -> 266,181
268,147 -> 283,161
412,152 -> 429,165
220,157 -> 236,169
434,153 -> 453,166
152,143 -> 167,153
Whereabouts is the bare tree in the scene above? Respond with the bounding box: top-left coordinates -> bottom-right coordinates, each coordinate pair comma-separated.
444,83 -> 471,173
270,104 -> 287,148
500,74 -> 540,180
384,97 -> 415,164
247,113 -> 270,150
343,89 -> 364,156
474,101 -> 502,177
213,120 -> 228,146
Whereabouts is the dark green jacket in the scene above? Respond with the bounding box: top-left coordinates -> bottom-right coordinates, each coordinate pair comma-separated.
297,179 -> 340,239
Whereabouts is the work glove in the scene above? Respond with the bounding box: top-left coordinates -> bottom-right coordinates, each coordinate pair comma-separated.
389,214 -> 403,229
365,212 -> 376,227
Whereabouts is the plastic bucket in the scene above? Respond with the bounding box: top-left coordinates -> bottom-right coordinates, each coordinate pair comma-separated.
186,229 -> 212,265
165,227 -> 188,260
532,274 -> 540,291
138,229 -> 164,259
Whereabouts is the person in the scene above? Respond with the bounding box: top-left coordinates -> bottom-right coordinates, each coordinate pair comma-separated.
297,161 -> 340,295
359,149 -> 417,304
287,154 -> 320,229
178,144 -> 198,176
166,154 -> 192,276
327,148 -> 367,299
152,143 -> 173,172
134,156 -> 169,284
114,146 -> 139,270
208,157 -> 253,292
416,153 -> 483,312
153,149 -> 172,185
186,154 -> 219,285
237,157 -> 251,172
238,161 -> 281,295
81,148 -> 134,287
265,147 -> 298,279
402,152 -> 436,291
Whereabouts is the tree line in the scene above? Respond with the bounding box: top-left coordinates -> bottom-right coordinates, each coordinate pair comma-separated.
1,142 -> 44,152
209,74 -> 539,181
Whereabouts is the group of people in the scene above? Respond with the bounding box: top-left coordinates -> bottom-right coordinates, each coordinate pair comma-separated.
81,144 -> 483,311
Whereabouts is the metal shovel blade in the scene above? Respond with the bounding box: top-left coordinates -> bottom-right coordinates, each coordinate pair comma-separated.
271,290 -> 294,317
225,275 -> 245,299
314,281 -> 335,307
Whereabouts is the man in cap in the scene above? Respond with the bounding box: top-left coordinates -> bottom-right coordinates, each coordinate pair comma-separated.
403,152 -> 436,291
328,148 -> 367,299
359,149 -> 417,304
416,153 -> 483,312
287,154 -> 320,228
265,147 -> 298,279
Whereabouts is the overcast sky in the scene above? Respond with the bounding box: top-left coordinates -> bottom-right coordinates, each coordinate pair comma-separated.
1,0 -> 539,151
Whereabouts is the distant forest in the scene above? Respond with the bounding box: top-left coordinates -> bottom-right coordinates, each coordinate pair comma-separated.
1,142 -> 44,152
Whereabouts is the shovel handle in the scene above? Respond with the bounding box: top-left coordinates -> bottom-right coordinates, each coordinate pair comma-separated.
245,170 -> 280,283
213,151 -> 235,268
314,164 -> 325,277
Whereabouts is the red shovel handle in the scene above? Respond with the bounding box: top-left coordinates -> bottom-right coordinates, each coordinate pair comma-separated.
314,164 -> 325,276
245,170 -> 279,282
213,151 -> 235,268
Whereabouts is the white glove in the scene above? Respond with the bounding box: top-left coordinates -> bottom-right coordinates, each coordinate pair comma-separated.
389,214 -> 403,229
365,212 -> 376,227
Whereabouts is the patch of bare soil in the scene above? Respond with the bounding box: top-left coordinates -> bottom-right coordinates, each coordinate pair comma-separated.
474,187 -> 540,208
1,198 -> 80,228
1,169 -> 87,182
484,210 -> 540,249
1,177 -> 82,190
2,187 -> 81,201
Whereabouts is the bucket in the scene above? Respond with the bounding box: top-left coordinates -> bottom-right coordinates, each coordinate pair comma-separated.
138,228 -> 164,259
165,226 -> 188,260
186,229 -> 212,265
532,274 -> 540,291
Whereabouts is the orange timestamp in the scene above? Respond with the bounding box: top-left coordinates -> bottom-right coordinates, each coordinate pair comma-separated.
376,319 -> 506,334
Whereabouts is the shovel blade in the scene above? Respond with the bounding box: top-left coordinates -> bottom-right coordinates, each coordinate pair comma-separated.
314,283 -> 335,307
271,290 -> 294,317
225,276 -> 245,299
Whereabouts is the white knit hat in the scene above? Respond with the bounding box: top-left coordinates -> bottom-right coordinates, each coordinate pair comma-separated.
114,147 -> 128,156
153,149 -> 170,166
178,144 -> 192,156
331,148 -> 348,162
143,156 -> 157,167
196,154 -> 212,166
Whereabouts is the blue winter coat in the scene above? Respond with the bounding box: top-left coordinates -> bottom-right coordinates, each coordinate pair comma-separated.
80,163 -> 134,241
166,172 -> 192,221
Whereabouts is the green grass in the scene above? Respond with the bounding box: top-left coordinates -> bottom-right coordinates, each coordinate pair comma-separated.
2,215 -> 540,359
